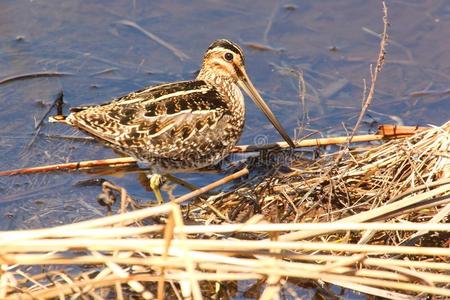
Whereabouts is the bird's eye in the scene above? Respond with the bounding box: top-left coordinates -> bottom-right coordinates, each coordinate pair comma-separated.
224,52 -> 234,61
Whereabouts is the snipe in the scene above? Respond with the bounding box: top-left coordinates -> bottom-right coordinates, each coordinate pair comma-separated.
52,39 -> 294,203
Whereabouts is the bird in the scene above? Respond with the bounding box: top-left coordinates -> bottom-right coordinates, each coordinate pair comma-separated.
51,39 -> 295,203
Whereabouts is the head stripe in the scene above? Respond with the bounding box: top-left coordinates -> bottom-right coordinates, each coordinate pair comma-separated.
207,39 -> 244,58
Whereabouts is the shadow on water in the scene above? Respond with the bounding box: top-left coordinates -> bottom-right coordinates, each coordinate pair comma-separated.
0,1 -> 449,296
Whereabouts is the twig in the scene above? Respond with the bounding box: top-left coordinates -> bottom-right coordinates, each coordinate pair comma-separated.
158,210 -> 175,300
171,205 -> 203,300
0,157 -> 138,176
409,88 -> 450,97
263,1 -> 280,42
172,168 -> 248,204
297,69 -> 307,134
38,133 -> 95,142
361,25 -> 413,62
3,239 -> 450,257
0,71 -> 72,85
348,1 -> 388,144
233,125 -> 425,153
117,20 -> 190,61
3,222 -> 450,241
27,91 -> 64,149
243,42 -> 283,52
290,254 -> 450,271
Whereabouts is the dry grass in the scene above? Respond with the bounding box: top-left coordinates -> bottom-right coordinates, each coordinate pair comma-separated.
2,2 -> 449,299
0,120 -> 449,299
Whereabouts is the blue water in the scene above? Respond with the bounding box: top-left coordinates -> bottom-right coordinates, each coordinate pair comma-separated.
0,0 -> 449,227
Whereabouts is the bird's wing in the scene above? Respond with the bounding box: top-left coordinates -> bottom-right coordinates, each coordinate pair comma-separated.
66,80 -> 230,155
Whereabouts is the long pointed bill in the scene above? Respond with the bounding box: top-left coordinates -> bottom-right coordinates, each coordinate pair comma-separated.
237,69 -> 295,148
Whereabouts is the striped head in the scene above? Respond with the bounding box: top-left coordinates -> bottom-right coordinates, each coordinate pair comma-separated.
198,39 -> 245,82
197,39 -> 295,148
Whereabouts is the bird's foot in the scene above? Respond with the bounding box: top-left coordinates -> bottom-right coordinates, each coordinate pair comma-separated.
148,174 -> 165,205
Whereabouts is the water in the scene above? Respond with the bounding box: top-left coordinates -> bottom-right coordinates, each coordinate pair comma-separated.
0,0 -> 449,228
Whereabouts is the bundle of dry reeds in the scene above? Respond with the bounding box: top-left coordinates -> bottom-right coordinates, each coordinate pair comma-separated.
0,120 -> 449,299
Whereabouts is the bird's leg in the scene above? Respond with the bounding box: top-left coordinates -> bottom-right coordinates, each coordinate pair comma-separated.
148,173 -> 164,204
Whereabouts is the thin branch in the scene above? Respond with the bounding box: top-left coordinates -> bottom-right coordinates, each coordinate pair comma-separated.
348,1 -> 389,144
27,91 -> 64,149
117,20 -> 190,61
0,71 -> 72,85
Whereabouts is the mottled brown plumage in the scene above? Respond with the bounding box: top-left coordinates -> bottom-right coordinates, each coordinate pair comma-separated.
59,39 -> 294,174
